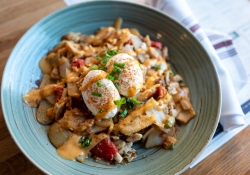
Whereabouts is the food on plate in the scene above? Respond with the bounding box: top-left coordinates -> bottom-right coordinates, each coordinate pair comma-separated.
23,18 -> 196,164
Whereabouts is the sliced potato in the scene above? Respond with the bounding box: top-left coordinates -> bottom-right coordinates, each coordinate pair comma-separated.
59,57 -> 71,78
95,118 -> 113,128
67,82 -> 81,97
115,115 -> 155,136
50,67 -> 60,79
87,126 -> 107,134
78,119 -> 95,131
114,98 -> 157,135
48,122 -> 71,148
54,100 -> 66,121
130,34 -> 142,50
126,133 -> 142,142
36,100 -> 54,124
61,88 -> 68,99
145,126 -> 164,148
60,108 -> 87,130
180,99 -> 191,110
176,107 -> 196,123
39,57 -> 52,75
39,74 -> 53,88
45,94 -> 56,105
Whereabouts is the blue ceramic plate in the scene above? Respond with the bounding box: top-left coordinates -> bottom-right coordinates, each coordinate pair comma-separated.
1,1 -> 221,174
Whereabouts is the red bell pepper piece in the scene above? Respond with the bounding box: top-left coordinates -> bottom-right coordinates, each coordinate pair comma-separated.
157,85 -> 166,99
124,39 -> 132,46
90,138 -> 118,161
151,40 -> 162,49
54,86 -> 63,102
71,59 -> 84,68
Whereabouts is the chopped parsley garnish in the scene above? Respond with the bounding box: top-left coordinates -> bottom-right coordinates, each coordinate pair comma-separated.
131,97 -> 142,105
119,109 -> 128,118
101,55 -> 111,65
108,74 -> 115,81
114,97 -> 126,108
114,75 -> 118,80
107,49 -> 119,56
100,49 -> 119,65
138,62 -> 142,68
168,70 -> 174,75
108,73 -> 118,81
114,83 -> 119,89
96,55 -> 100,60
126,97 -> 142,109
99,66 -> 107,71
113,66 -> 119,72
96,80 -> 102,87
99,109 -> 104,113
164,116 -> 175,128
170,143 -> 174,150
91,92 -> 102,97
116,68 -> 122,74
114,97 -> 142,118
79,137 -> 91,148
114,62 -> 126,68
90,65 -> 99,70
152,64 -> 161,70
126,98 -> 135,109
112,66 -> 122,74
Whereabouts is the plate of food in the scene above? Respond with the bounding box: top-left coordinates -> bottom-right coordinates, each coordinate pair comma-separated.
1,1 -> 221,175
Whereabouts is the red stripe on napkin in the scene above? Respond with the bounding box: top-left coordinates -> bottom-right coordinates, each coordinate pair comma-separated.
213,40 -> 233,49
190,24 -> 200,32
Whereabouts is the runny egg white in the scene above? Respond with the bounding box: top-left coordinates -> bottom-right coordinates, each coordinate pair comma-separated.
81,70 -> 121,119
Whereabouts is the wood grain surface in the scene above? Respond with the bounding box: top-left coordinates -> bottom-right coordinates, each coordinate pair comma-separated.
0,0 -> 250,175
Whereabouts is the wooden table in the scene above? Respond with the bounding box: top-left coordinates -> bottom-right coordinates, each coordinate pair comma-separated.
1,0 -> 250,174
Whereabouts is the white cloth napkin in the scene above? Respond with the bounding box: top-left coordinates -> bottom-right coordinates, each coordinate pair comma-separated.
63,0 -> 248,131
145,0 -> 248,131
